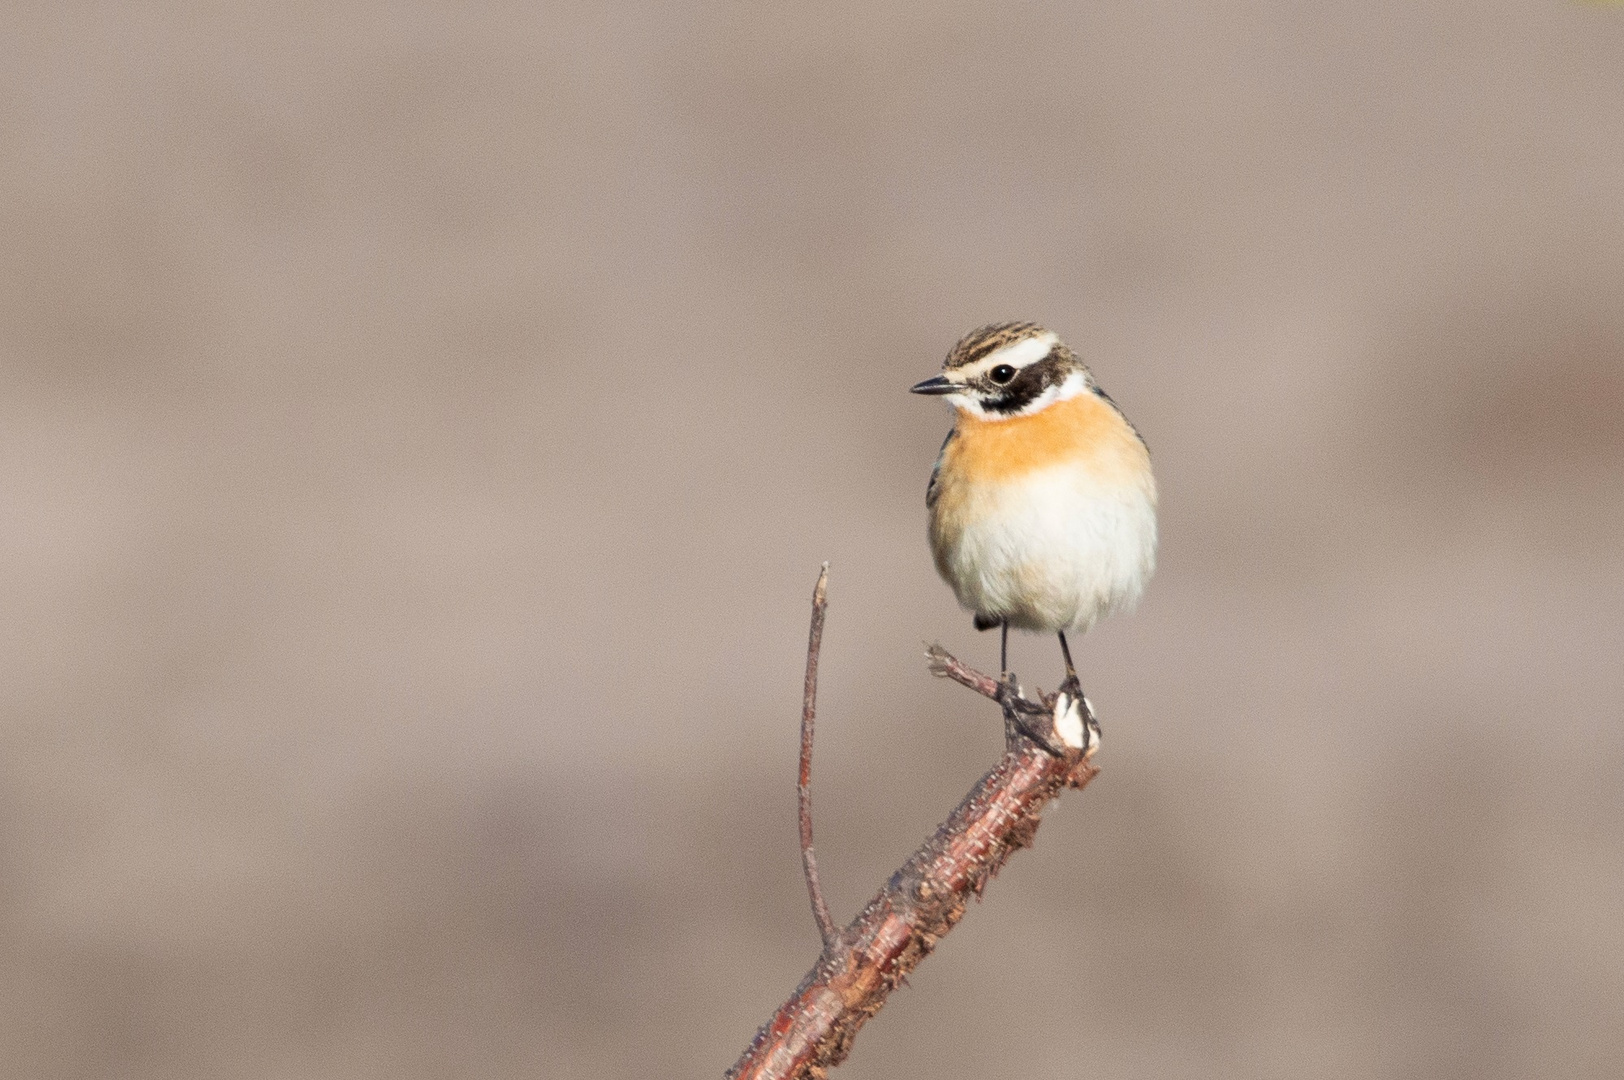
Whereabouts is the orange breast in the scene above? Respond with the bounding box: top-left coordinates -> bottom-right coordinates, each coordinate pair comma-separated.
942,391 -> 1148,487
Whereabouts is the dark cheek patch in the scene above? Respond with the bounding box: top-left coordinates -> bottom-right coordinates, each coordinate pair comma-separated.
982,355 -> 1060,414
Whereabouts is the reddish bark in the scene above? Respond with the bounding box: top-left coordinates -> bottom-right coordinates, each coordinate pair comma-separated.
726,642 -> 1099,1080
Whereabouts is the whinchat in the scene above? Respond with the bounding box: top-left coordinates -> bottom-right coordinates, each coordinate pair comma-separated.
912,322 -> 1157,694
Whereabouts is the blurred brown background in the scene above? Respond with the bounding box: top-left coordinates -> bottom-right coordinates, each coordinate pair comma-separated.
3,3 -> 1622,1078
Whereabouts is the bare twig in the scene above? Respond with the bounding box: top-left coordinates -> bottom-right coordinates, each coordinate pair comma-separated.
799,563 -> 837,951
727,633 -> 1100,1080
924,642 -> 1001,700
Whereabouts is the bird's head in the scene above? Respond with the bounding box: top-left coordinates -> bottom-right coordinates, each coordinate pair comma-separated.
910,322 -> 1092,419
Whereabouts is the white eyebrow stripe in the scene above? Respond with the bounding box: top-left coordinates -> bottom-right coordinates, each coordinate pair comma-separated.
955,332 -> 1058,380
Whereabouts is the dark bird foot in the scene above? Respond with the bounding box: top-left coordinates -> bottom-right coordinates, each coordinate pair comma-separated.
1056,672 -> 1099,746
991,676 -> 1065,756
1058,671 -> 1083,702
993,672 -> 1097,757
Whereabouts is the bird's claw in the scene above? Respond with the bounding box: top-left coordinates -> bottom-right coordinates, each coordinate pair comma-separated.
1001,691 -> 1070,757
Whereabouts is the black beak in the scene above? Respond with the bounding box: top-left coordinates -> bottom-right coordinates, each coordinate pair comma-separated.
909,374 -> 959,396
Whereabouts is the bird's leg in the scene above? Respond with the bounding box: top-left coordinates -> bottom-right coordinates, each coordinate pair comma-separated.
995,620 -> 1019,705
1057,630 -> 1083,698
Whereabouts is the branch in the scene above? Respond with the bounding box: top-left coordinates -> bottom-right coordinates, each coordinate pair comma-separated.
799,563 -> 837,951
727,580 -> 1101,1080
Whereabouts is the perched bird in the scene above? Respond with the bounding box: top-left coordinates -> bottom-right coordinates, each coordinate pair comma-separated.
912,322 -> 1157,692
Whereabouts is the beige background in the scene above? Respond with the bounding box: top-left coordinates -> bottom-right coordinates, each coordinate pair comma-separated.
4,3 -> 1623,1078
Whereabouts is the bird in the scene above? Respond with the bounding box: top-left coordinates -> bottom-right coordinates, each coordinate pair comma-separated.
911,322 -> 1157,698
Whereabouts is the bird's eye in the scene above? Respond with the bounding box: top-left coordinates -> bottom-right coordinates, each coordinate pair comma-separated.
989,364 -> 1016,384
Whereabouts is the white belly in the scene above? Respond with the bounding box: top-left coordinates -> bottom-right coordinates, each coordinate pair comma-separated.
932,463 -> 1157,633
